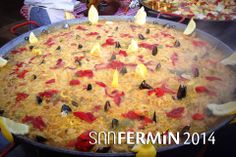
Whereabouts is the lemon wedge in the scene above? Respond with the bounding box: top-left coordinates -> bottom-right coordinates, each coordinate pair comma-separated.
0,117 -> 29,142
88,5 -> 99,24
134,7 -> 147,25
32,48 -> 42,56
0,57 -> 8,67
29,32 -> 38,44
132,142 -> 156,157
183,18 -> 196,35
127,39 -> 139,53
136,64 -> 147,78
90,43 -> 101,56
220,52 -> 236,65
207,101 -> 236,116
112,69 -> 119,88
105,21 -> 113,25
65,11 -> 75,20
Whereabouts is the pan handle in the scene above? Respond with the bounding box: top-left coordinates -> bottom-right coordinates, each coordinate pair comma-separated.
10,21 -> 39,35
157,12 -> 185,23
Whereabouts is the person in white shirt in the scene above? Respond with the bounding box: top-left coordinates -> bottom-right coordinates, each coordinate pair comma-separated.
24,0 -> 79,29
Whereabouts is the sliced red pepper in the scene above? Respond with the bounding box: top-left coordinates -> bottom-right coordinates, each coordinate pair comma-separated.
16,62 -> 25,68
75,70 -> 94,78
170,52 -> 178,66
139,43 -> 157,50
93,105 -> 101,112
102,38 -> 116,47
86,32 -> 99,36
45,79 -> 56,84
192,40 -> 208,47
95,81 -> 107,88
76,25 -> 87,31
16,70 -> 29,79
44,37 -> 55,47
122,111 -> 153,123
50,58 -> 64,69
75,131 -> 95,151
148,88 -> 165,97
22,115 -> 46,130
73,111 -> 96,123
192,113 -> 204,120
16,93 -> 29,103
195,86 -> 209,93
205,76 -> 222,81
166,107 -> 185,119
120,33 -> 133,38
69,80 -> 80,86
160,32 -> 175,39
11,47 -> 27,55
38,90 -> 59,98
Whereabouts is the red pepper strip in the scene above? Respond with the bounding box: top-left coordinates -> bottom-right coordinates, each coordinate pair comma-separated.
86,32 -> 99,36
95,81 -> 107,88
112,90 -> 125,106
16,70 -> 29,79
44,37 -> 55,47
192,113 -> 204,120
75,70 -> 94,78
69,80 -> 80,86
192,40 -> 208,47
120,33 -> 133,38
22,115 -> 46,130
122,111 -> 153,123
76,25 -> 87,31
170,52 -> 178,66
138,43 -> 157,50
50,59 -> 64,69
11,47 -> 27,55
166,107 -> 185,119
16,62 -> 24,67
148,88 -> 165,97
195,86 -> 209,93
160,32 -> 175,39
205,76 -> 222,81
74,56 -> 85,62
73,111 -> 96,123
16,93 -> 29,103
45,79 -> 55,84
53,32 -> 72,38
38,90 -> 59,98
161,84 -> 176,94
102,38 -> 116,47
93,105 -> 101,112
75,131 -> 95,151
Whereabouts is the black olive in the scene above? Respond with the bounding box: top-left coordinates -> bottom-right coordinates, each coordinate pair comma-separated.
192,67 -> 199,78
36,96 -> 43,105
29,45 -> 34,50
104,101 -> 111,112
24,36 -> 29,41
42,29 -> 49,34
76,35 -> 80,40
115,26 -> 118,31
61,104 -> 72,114
56,46 -> 61,50
153,111 -> 157,123
35,135 -> 47,143
71,101 -> 78,107
180,125 -> 190,137
32,74 -> 37,80
0,109 -> 4,116
177,84 -> 187,100
139,80 -> 153,90
97,36 -> 101,40
138,34 -> 145,40
115,41 -> 121,48
163,23 -> 171,29
120,67 -> 127,75
39,60 -> 45,65
96,147 -> 111,153
174,40 -> 181,47
112,118 -> 119,129
78,44 -> 83,49
155,63 -> 161,70
146,28 -> 150,34
111,54 -> 116,60
87,84 -> 92,90
152,46 -> 158,56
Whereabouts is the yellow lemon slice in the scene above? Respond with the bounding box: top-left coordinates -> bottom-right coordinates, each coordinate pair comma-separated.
132,143 -> 156,157
183,18 -> 196,35
134,7 -> 147,25
29,32 -> 38,44
65,11 -> 75,20
112,69 -> 119,88
136,64 -> 147,78
90,43 -> 101,56
220,52 -> 236,65
0,57 -> 8,67
88,5 -> 99,24
32,48 -> 42,56
0,117 -> 29,142
127,39 -> 139,53
207,101 -> 236,116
